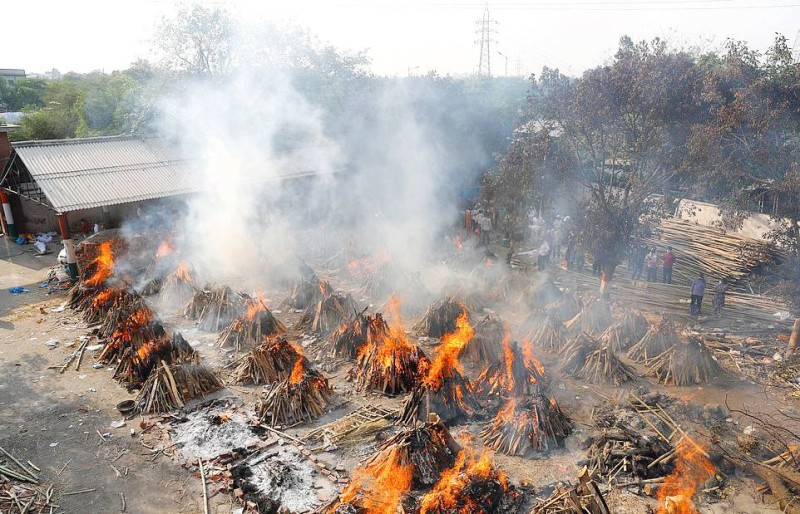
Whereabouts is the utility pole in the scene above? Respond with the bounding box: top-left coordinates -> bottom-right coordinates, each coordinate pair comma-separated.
474,5 -> 497,76
496,51 -> 508,76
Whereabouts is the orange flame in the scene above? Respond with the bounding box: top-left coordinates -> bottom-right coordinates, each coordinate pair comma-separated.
244,292 -> 268,321
290,354 -> 306,385
423,309 -> 474,389
84,241 -> 114,287
656,438 -> 715,514
175,261 -> 192,283
418,449 -> 507,513
333,447 -> 413,514
521,337 -> 545,380
155,240 -> 175,259
92,288 -> 117,308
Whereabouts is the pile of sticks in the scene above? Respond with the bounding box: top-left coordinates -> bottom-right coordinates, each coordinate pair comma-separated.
416,450 -> 519,514
255,368 -> 335,427
530,469 -> 610,514
95,293 -> 151,338
413,297 -> 468,338
460,314 -> 505,366
232,336 -> 304,385
526,277 -> 563,308
647,335 -> 725,386
158,262 -> 196,311
642,218 -> 785,287
217,298 -> 286,351
481,394 -> 574,456
475,341 -> 545,398
400,370 -> 481,425
297,291 -> 358,335
184,285 -> 245,332
136,361 -> 223,414
546,292 -> 583,324
351,314 -> 429,396
560,334 -> 638,386
280,276 -> 332,310
304,404 -> 398,448
318,308 -> 370,361
627,320 -> 682,364
528,316 -> 569,353
363,420 -> 461,488
564,298 -> 614,336
600,309 -> 650,353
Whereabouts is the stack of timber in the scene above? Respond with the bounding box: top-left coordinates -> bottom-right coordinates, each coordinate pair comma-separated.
560,334 -> 637,386
136,361 -> 223,413
647,335 -> 725,386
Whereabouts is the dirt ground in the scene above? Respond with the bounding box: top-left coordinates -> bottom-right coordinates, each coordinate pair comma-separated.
1,242 -> 799,514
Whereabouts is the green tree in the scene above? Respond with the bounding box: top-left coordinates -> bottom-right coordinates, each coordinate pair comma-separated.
154,4 -> 233,76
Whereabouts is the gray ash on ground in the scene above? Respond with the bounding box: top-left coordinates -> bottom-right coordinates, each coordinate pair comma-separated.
233,445 -> 336,513
169,406 -> 261,460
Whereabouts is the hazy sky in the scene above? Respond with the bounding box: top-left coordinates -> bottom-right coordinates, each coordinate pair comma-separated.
4,0 -> 799,77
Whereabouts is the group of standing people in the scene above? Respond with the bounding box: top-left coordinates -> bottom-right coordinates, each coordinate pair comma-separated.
631,245 -> 676,284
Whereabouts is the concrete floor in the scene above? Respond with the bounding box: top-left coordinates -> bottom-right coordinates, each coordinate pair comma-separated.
0,234 -> 62,319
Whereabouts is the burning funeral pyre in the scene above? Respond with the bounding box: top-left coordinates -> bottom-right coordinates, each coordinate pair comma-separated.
255,351 -> 335,427
350,306 -> 430,396
401,311 -> 481,425
297,289 -> 358,335
601,309 -> 650,353
459,314 -> 505,366
184,285 -> 245,332
628,319 -> 682,364
318,308 -> 370,362
414,296 -> 469,338
647,335 -> 724,386
527,315 -> 569,353
416,449 -> 520,514
655,438 -> 716,514
68,240 -> 116,309
232,336 -> 304,385
475,339 -> 546,398
564,298 -> 614,336
159,260 -> 196,311
560,333 -> 637,385
136,361 -> 223,413
481,393 -> 573,456
217,294 -> 286,351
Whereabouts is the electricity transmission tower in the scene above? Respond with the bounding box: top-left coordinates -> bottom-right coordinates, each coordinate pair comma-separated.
474,5 -> 497,76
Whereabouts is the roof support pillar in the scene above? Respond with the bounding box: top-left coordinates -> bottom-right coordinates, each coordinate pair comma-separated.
57,213 -> 78,281
0,189 -> 17,238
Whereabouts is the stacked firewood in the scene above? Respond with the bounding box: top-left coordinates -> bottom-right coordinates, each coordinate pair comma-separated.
600,309 -> 650,353
481,394 -> 573,455
136,361 -> 223,414
530,469 -> 610,514
232,336 -> 304,385
647,335 -> 725,386
526,277 -> 563,308
628,319 -> 682,364
184,285 -> 245,332
255,362 -> 335,427
475,341 -> 545,398
460,314 -> 505,366
564,298 -> 614,336
158,261 -> 196,311
413,296 -> 468,338
318,308 -> 370,361
416,449 -> 521,513
217,295 -> 286,351
560,334 -> 638,386
351,314 -> 429,396
364,419 -> 461,488
400,370 -> 480,425
546,292 -> 583,324
297,290 -> 358,335
528,315 -> 569,353
281,276 -> 332,310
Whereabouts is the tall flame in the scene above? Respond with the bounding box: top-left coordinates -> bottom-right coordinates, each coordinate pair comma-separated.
84,241 -> 114,287
423,309 -> 474,389
332,447 -> 413,514
290,353 -> 306,385
244,292 -> 268,321
656,438 -> 715,514
175,261 -> 192,283
521,337 -> 545,378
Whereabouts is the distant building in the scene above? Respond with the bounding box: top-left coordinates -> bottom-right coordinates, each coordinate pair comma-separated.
0,69 -> 26,86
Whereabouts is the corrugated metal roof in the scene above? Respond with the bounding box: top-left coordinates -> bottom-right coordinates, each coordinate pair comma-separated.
11,136 -> 199,212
